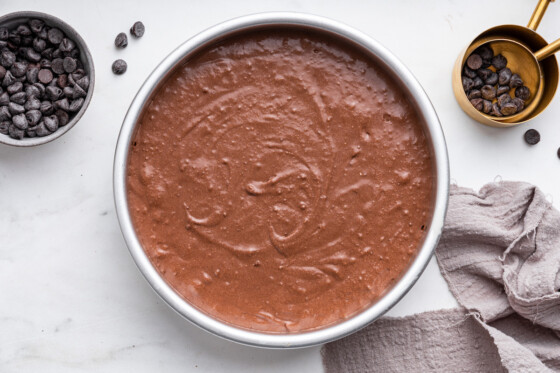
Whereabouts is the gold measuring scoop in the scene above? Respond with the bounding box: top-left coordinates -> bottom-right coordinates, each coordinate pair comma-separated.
453,0 -> 560,127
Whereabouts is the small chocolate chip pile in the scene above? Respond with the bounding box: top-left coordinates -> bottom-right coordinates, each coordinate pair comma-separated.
0,19 -> 89,140
462,45 -> 530,117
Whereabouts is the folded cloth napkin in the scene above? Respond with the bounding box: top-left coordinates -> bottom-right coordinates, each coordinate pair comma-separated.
322,181 -> 560,373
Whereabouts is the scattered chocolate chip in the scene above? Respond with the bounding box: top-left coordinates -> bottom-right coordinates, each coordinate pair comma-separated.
481,85 -> 497,100
38,68 -> 53,84
130,21 -> 145,38
557,147 -> 560,159
466,53 -> 482,70
112,59 -> 127,75
498,68 -> 512,85
115,32 -> 128,48
47,28 -> 64,44
500,102 -> 517,116
467,89 -> 481,100
509,74 -> 523,88
524,129 -> 540,145
515,86 -> 530,101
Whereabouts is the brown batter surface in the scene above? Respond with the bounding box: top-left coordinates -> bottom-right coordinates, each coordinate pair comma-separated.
127,29 -> 433,333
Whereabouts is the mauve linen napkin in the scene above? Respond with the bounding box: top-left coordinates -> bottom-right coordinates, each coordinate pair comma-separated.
322,181 -> 560,373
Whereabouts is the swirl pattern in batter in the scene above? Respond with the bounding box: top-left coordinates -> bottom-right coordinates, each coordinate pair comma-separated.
127,29 -> 434,332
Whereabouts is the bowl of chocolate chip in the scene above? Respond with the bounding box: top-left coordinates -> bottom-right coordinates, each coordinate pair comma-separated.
0,11 -> 94,147
114,12 -> 449,348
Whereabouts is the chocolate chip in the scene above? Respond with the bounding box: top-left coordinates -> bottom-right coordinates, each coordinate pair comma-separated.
54,98 -> 69,111
76,75 -> 89,90
24,97 -> 41,111
34,121 -> 51,137
7,81 -> 23,95
477,68 -> 492,81
557,147 -> 560,159
38,68 -> 53,84
490,103 -> 503,117
472,76 -> 483,89
40,58 -> 51,69
63,57 -> 76,73
45,86 -> 62,101
51,58 -> 65,75
0,120 -> 9,134
16,24 -> 32,36
498,68 -> 512,85
55,109 -> 69,126
500,102 -> 517,116
69,98 -> 84,112
470,98 -> 484,111
26,67 -> 39,83
115,32 -> 128,48
112,59 -> 127,75
467,89 -> 481,100
72,69 -> 85,81
40,100 -> 53,115
463,66 -> 477,79
482,99 -> 492,114
0,105 -> 11,120
0,27 -> 8,41
33,38 -> 47,53
130,21 -> 145,38
25,48 -> 41,62
509,74 -> 523,88
29,19 -> 45,34
515,86 -> 530,101
33,82 -> 45,97
57,74 -> 68,88
8,124 -> 25,139
59,38 -> 75,53
72,83 -> 86,99
511,98 -> 525,112
8,102 -> 25,115
63,86 -> 73,98
476,45 -> 493,60
1,50 -> 16,68
524,129 -> 540,145
0,92 -> 9,106
466,53 -> 482,70
47,28 -> 64,44
36,27 -> 48,40
41,48 -> 53,59
481,85 -> 496,100
497,93 -> 512,107
10,61 -> 27,77
44,115 -> 59,132
497,85 -> 510,96
12,113 -> 28,130
485,72 -> 498,86
26,128 -> 36,137
8,31 -> 21,46
0,66 -> 5,80
491,54 -> 507,70
10,92 -> 26,105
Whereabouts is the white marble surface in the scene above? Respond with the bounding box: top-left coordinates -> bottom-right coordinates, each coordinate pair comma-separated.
1,0 -> 559,371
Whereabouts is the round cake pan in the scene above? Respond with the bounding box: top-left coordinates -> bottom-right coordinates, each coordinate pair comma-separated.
114,12 -> 449,349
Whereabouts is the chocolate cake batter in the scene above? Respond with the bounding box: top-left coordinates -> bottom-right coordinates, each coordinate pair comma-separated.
127,29 -> 434,333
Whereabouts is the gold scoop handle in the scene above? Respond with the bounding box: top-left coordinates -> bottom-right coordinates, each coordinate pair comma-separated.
527,0 -> 555,30
534,38 -> 560,61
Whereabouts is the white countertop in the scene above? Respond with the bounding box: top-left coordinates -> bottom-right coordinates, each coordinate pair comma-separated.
1,0 -> 559,371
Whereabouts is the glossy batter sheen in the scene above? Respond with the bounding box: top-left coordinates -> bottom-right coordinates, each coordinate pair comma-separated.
127,30 -> 434,333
